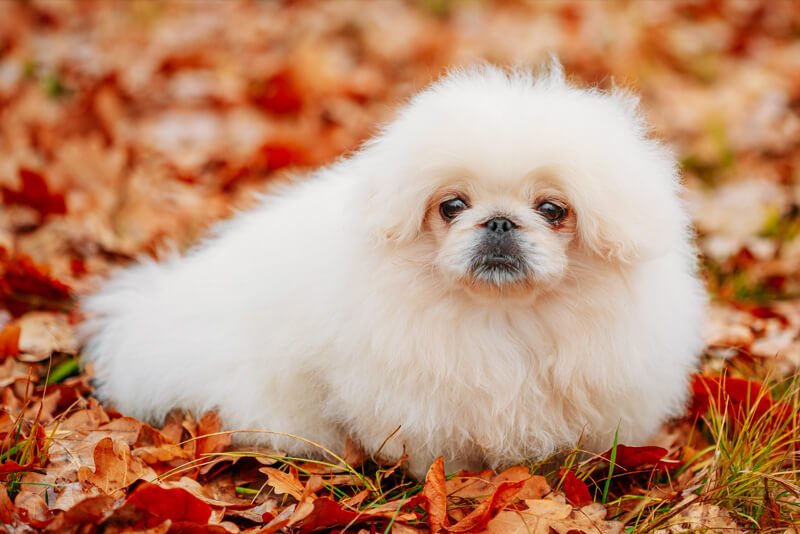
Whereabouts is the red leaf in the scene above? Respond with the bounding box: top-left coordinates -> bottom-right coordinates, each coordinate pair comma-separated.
601,445 -> 668,470
249,71 -> 303,115
2,168 -> 66,217
0,248 -> 72,317
295,498 -> 361,534
423,457 -> 450,534
257,141 -> 307,172
691,375 -> 773,419
561,470 -> 592,507
126,483 -> 212,524
0,459 -> 36,480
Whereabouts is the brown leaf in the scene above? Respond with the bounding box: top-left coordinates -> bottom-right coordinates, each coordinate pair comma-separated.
44,495 -> 117,532
14,490 -> 50,526
16,312 -> 77,359
486,497 -> 623,534
77,437 -> 145,495
293,497 -> 361,534
134,422 -> 189,465
423,457 -> 449,534
343,435 -> 369,468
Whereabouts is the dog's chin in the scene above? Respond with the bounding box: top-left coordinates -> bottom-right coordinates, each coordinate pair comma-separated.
459,255 -> 537,297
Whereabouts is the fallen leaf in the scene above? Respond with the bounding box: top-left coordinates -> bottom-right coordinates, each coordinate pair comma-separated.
601,445 -> 669,470
0,323 -> 21,357
125,483 -> 212,524
44,495 -> 117,531
0,249 -> 72,317
652,503 -> 745,533
0,483 -> 15,524
449,479 -> 528,532
77,437 -> 145,495
294,497 -> 362,533
260,466 -> 304,501
560,470 -> 593,508
423,457 -> 449,533
195,410 -> 231,457
14,490 -> 50,526
1,168 -> 67,218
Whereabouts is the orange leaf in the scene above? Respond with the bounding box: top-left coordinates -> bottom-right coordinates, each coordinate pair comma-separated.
449,478 -> 527,532
195,411 -> 231,457
260,467 -> 305,501
423,457 -> 450,534
77,437 -> 144,495
0,323 -> 20,357
0,484 -> 13,524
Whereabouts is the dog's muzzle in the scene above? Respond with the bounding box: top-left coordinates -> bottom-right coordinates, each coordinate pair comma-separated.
469,217 -> 529,281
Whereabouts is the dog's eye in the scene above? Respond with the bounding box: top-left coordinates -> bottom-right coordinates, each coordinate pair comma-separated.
536,201 -> 567,223
440,198 -> 468,221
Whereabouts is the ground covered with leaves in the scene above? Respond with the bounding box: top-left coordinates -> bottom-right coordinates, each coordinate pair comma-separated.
1,1 -> 800,532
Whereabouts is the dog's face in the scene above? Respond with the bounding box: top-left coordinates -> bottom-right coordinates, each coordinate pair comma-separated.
425,174 -> 576,293
360,65 -> 687,299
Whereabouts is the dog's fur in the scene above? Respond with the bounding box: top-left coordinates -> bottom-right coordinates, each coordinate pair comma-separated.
82,64 -> 706,478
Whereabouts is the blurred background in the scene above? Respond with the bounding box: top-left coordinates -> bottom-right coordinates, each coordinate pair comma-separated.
2,2 -> 800,529
1,0 -> 800,353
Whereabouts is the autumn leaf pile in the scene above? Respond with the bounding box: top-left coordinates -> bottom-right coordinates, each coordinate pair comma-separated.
1,1 -> 800,532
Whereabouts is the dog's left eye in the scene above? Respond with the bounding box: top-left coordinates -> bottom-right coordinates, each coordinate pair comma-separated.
440,198 -> 468,221
536,201 -> 567,223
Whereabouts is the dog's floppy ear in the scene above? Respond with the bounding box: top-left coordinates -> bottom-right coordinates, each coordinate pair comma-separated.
361,164 -> 434,245
572,153 -> 687,264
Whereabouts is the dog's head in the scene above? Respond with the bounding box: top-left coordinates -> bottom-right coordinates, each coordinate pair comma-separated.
359,64 -> 688,298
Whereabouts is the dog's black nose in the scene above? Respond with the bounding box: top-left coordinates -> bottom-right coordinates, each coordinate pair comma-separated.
485,217 -> 516,234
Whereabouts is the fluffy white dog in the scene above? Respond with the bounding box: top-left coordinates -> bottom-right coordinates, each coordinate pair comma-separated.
82,64 -> 706,478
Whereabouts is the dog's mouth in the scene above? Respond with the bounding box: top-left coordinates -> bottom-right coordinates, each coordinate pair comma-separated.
468,253 -> 530,284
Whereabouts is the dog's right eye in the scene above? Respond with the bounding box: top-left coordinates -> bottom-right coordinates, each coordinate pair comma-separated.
440,198 -> 468,221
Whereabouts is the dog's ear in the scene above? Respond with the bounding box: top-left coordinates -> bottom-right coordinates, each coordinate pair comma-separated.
572,153 -> 687,264
362,167 -> 433,245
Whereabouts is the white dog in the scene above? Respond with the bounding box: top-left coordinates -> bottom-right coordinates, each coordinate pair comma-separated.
82,64 -> 705,478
